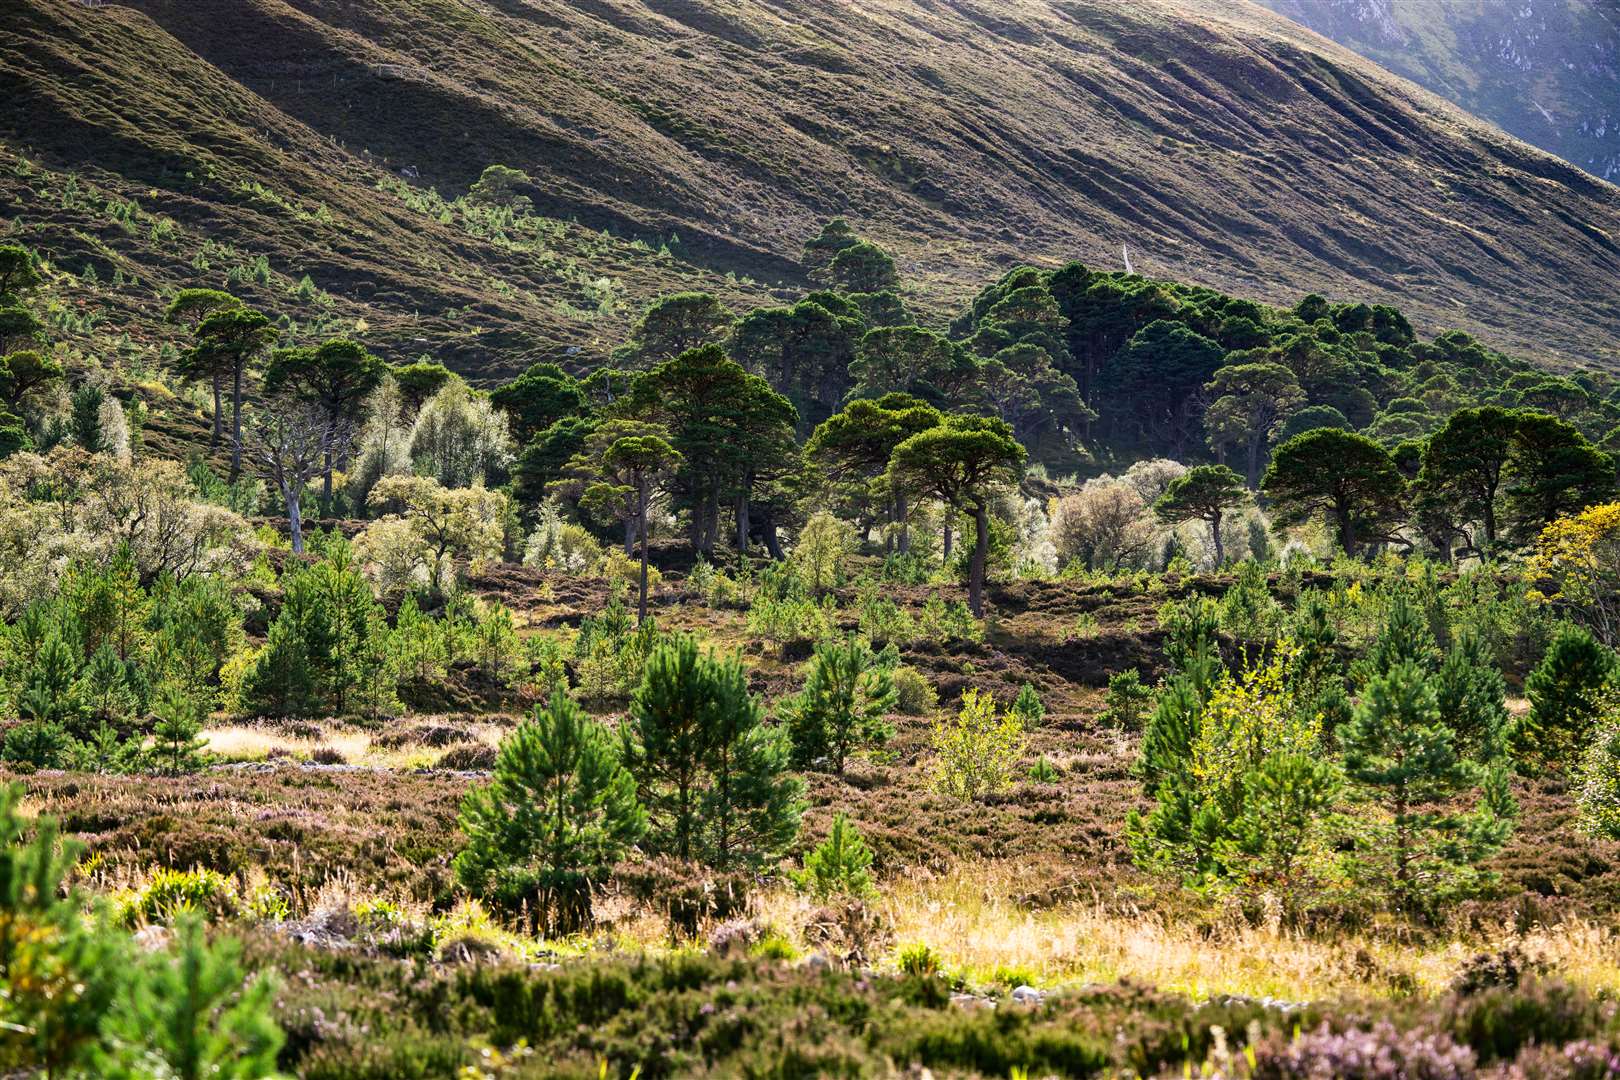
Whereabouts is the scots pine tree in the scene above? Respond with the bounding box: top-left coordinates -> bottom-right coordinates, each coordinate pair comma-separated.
779,635 -> 896,773
1516,623 -> 1616,772
150,683 -> 208,776
622,635 -> 803,870
792,812 -> 875,899
455,689 -> 645,929
1341,661 -> 1512,914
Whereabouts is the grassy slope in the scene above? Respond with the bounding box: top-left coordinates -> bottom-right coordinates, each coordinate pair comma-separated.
1256,0 -> 1620,182
3,0 -> 1620,379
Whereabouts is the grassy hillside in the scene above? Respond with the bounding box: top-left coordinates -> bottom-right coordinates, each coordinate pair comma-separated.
3,0 -> 1620,379
1257,0 -> 1620,183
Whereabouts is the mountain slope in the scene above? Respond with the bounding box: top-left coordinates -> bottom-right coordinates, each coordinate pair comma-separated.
1255,0 -> 1620,183
3,0 -> 1619,375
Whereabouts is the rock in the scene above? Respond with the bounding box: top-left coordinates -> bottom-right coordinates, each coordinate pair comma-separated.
1011,984 -> 1045,1007
950,992 -> 995,1012
133,925 -> 171,953
804,951 -> 831,972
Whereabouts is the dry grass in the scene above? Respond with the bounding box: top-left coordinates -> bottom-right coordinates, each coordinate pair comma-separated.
750,861 -> 1620,1002
201,723 -> 503,769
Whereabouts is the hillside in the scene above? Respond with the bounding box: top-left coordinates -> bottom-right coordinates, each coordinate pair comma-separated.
3,0 -> 1620,380
1256,0 -> 1620,183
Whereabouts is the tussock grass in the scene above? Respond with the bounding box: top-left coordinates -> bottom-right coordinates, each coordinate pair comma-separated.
751,860 -> 1620,1001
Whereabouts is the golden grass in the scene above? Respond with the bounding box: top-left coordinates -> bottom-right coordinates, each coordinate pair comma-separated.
201,723 -> 505,769
751,861 -> 1620,1002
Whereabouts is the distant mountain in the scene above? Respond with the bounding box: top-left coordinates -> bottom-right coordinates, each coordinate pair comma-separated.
3,0 -> 1619,376
1256,0 -> 1620,182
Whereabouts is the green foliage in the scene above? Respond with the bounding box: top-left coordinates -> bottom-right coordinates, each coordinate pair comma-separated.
150,682 -> 208,775
1027,755 -> 1060,783
455,689 -> 646,930
1516,623 -> 1617,772
931,688 -> 1027,799
241,544 -> 388,718
622,635 -> 804,869
122,867 -> 239,927
1009,682 -> 1045,726
1341,661 -> 1513,915
0,787 -> 282,1077
1154,464 -> 1248,566
93,916 -> 283,1080
1262,429 -> 1407,557
1216,559 -> 1282,640
791,812 -> 875,900
1101,668 -> 1154,730
779,634 -> 896,773
789,510 -> 854,596
890,664 -> 937,715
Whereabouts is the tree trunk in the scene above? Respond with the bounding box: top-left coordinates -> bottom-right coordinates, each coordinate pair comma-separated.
209,373 -> 222,448
761,510 -> 784,560
625,514 -> 635,557
943,515 -> 953,562
637,483 -> 651,625
969,503 -> 989,617
1246,436 -> 1262,490
1210,511 -> 1224,568
895,490 -> 910,555
322,443 -> 334,503
229,363 -> 245,483
284,481 -> 305,555
735,488 -> 750,554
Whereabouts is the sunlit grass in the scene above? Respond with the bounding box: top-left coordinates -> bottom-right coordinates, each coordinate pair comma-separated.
201,723 -> 504,769
753,860 -> 1620,1001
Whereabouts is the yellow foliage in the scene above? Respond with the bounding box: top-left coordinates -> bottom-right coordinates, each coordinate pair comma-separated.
1526,501 -> 1620,646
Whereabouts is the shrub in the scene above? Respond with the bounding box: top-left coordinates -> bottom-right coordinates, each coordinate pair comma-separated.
896,941 -> 942,978
891,665 -> 937,715
1245,1021 -> 1476,1080
122,866 -> 240,927
931,688 -> 1027,799
792,812 -> 875,900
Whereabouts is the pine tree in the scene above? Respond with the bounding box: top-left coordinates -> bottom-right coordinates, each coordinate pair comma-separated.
779,635 -> 895,773
792,812 -> 875,899
1436,631 -> 1510,762
94,916 -> 283,1080
623,635 -> 804,870
240,617 -> 316,718
150,683 -> 207,776
1010,682 -> 1045,726
1516,623 -> 1616,772
1218,752 -> 1341,918
1359,588 -> 1438,681
455,689 -> 645,930
0,785 -> 127,1075
1341,661 -> 1510,914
